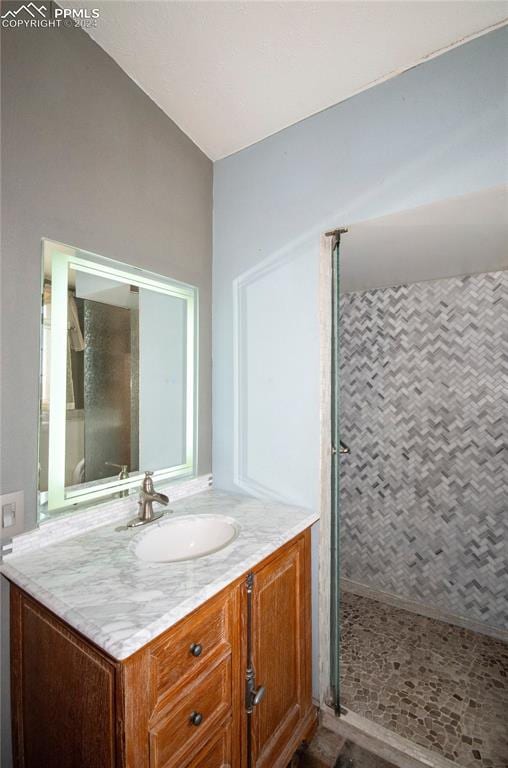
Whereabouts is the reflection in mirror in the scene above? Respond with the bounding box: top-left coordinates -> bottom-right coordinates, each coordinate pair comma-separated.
39,240 -> 197,517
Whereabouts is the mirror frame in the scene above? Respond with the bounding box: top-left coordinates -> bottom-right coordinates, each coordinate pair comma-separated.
39,238 -> 198,517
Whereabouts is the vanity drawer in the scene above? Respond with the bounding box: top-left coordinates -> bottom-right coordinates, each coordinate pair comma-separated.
150,588 -> 234,709
188,718 -> 232,768
149,655 -> 232,768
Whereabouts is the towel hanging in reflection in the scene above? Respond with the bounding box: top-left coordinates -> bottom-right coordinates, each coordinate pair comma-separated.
66,293 -> 84,409
41,286 -> 85,411
68,293 -> 84,352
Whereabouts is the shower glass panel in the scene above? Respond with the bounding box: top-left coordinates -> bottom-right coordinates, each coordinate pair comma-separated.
329,192 -> 508,767
330,235 -> 342,713
82,297 -> 137,485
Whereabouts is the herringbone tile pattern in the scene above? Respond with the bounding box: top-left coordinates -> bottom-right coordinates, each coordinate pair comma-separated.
339,271 -> 508,629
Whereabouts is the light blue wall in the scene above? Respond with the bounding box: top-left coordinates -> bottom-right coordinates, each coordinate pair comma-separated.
213,23 -> 508,504
212,27 -> 508,696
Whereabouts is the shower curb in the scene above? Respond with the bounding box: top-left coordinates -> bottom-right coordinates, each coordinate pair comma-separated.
320,706 -> 466,768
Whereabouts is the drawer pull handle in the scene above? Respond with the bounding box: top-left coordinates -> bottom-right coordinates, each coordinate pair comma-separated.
190,711 -> 203,726
189,642 -> 203,657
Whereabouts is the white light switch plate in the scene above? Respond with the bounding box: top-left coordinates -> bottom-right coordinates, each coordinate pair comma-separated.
0,491 -> 25,540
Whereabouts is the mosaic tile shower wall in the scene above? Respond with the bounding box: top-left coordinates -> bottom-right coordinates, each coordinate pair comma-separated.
339,270 -> 508,630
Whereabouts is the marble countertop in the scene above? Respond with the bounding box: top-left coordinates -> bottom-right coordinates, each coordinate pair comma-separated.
0,489 -> 318,660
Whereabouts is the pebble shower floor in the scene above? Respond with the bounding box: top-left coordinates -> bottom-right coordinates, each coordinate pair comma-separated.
340,592 -> 508,768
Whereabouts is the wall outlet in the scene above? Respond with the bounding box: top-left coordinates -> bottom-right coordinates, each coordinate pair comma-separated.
0,490 -> 24,540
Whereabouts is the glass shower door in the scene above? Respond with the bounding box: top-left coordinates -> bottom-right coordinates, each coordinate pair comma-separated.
330,233 -> 345,714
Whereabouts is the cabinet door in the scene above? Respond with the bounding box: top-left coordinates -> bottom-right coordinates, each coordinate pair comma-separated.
10,586 -> 120,768
249,532 -> 313,768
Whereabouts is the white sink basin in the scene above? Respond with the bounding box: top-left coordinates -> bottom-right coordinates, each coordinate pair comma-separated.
134,515 -> 239,563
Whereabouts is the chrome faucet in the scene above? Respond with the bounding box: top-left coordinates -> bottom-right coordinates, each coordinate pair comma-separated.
127,471 -> 169,528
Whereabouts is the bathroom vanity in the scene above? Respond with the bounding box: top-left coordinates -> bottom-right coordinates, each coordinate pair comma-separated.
2,490 -> 318,768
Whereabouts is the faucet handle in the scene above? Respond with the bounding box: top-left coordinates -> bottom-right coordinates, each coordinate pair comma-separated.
142,470 -> 155,493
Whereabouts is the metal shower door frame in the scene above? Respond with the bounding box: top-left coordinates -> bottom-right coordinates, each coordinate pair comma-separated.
318,228 -> 347,716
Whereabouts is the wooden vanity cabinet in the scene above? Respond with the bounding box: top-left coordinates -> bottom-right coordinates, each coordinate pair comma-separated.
250,533 -> 313,768
10,530 -> 316,768
120,581 -> 242,768
10,590 -> 120,768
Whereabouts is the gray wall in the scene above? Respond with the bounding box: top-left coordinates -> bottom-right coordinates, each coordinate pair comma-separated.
212,28 -> 508,696
1,15 -> 213,535
340,270 -> 508,630
1,15 -> 212,766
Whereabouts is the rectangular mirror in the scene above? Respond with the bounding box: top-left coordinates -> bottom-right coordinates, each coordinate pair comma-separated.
38,239 -> 198,517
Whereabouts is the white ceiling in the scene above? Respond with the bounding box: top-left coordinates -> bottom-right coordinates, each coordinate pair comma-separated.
69,1 -> 508,160
341,186 -> 508,292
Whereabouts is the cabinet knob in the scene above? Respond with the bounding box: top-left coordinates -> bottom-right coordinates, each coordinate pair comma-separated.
190,711 -> 203,726
189,642 -> 202,657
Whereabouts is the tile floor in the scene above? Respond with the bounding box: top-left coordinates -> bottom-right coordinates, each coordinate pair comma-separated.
338,741 -> 397,768
340,592 -> 508,768
290,728 -> 396,768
